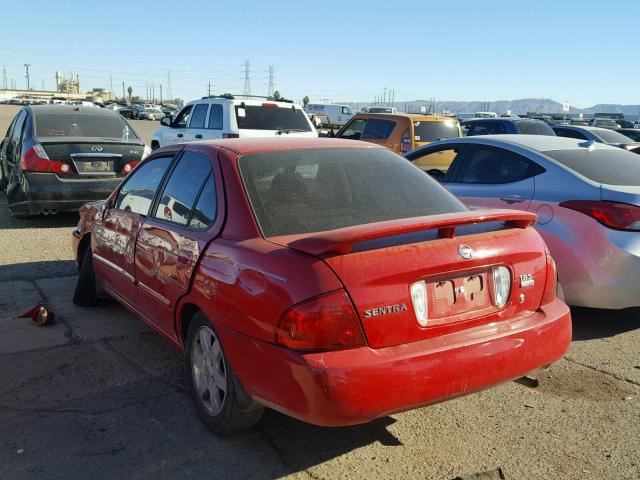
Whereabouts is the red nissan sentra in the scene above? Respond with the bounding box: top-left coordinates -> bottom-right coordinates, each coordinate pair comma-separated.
71,138 -> 571,434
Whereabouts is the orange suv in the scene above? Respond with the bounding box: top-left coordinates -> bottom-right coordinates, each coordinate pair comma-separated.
336,113 -> 461,158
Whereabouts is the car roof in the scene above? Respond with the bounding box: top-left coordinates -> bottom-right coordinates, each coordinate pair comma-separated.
553,125 -> 610,132
28,105 -> 117,116
426,134 -> 620,152
354,112 -> 455,122
463,117 -> 538,123
188,137 -> 384,155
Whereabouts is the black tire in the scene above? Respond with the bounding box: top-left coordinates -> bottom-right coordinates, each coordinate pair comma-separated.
72,246 -> 98,307
186,313 -> 264,435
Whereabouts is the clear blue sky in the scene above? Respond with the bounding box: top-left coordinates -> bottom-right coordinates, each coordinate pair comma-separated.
1,0 -> 636,107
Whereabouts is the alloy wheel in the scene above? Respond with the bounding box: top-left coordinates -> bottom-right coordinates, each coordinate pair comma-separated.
191,326 -> 227,415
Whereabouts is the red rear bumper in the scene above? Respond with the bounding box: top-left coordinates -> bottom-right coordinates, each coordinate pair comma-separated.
220,298 -> 571,427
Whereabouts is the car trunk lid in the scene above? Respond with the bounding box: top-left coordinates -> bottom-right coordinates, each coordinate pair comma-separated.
39,140 -> 145,176
600,184 -> 640,205
269,210 -> 548,348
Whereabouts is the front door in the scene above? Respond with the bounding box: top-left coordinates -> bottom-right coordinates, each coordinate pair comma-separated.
134,149 -> 220,340
165,105 -> 193,145
182,103 -> 208,143
92,155 -> 174,307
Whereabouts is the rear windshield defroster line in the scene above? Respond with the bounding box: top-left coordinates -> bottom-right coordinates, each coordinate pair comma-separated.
238,147 -> 467,237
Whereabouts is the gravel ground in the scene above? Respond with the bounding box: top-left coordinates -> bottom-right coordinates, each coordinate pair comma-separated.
0,104 -> 639,480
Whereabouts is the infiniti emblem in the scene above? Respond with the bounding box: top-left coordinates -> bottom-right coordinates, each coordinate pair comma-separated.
91,146 -> 103,152
458,245 -> 473,260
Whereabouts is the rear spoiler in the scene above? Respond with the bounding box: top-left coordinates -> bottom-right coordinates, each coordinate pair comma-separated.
271,209 -> 537,256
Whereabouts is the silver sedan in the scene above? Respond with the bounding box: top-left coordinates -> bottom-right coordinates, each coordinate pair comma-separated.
406,135 -> 640,309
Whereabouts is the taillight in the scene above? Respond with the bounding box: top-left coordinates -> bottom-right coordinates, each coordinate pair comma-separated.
410,280 -> 428,326
223,133 -> 239,139
261,103 -> 278,108
121,160 -> 140,174
19,145 -> 69,174
491,266 -> 511,308
275,290 -> 366,352
400,129 -> 412,153
560,200 -> 640,231
540,254 -> 558,305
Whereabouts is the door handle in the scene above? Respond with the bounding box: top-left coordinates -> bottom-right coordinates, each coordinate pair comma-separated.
177,133 -> 183,138
500,196 -> 525,205
195,134 -> 202,139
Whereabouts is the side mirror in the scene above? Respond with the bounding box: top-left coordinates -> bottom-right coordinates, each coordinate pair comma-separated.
427,169 -> 446,182
160,117 -> 171,127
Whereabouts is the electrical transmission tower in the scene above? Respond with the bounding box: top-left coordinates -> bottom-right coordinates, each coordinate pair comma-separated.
242,60 -> 251,96
24,64 -> 31,90
2,66 -> 7,90
267,65 -> 275,97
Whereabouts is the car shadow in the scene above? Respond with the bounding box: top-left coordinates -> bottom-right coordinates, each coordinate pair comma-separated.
0,192 -> 79,229
571,306 -> 640,341
0,260 -> 77,282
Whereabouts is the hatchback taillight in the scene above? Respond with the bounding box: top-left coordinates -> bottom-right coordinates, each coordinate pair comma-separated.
400,129 -> 412,153
560,200 -> 640,231
20,145 -> 69,174
275,290 -> 366,351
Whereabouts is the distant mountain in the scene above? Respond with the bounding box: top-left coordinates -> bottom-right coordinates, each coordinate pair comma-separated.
346,98 -> 640,119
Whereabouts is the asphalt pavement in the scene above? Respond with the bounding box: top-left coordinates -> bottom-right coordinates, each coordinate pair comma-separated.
0,105 -> 639,479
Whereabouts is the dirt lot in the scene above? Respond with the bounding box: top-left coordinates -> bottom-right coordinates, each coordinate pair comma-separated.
0,104 -> 639,480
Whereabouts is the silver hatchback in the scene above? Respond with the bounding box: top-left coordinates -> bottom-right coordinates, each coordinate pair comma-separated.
406,135 -> 640,309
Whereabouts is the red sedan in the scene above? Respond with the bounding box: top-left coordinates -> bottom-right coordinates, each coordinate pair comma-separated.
71,138 -> 571,434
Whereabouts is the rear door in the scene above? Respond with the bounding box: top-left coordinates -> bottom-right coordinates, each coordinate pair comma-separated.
92,155 -> 174,307
183,103 -> 208,143
134,149 -> 222,339
202,103 -> 224,140
444,144 -> 538,210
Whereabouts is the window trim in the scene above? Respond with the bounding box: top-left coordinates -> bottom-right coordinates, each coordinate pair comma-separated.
171,105 -> 193,129
188,103 -> 209,129
146,149 -> 221,232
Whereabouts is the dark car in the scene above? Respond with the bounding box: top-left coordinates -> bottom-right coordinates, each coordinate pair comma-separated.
461,118 -> 556,136
616,128 -> 640,142
0,105 -> 148,217
552,125 -> 640,153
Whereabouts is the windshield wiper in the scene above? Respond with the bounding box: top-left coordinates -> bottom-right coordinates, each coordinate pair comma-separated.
276,129 -> 307,135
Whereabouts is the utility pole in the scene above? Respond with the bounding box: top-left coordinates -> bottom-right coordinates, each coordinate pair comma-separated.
167,70 -> 172,101
383,86 -> 387,106
24,63 -> 31,90
242,60 -> 251,97
208,81 -> 212,96
160,84 -> 163,104
267,65 -> 275,97
2,66 -> 6,90
122,82 -> 125,101
152,82 -> 155,103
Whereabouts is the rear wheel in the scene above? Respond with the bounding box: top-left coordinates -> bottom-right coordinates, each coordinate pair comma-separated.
186,313 -> 264,435
73,246 -> 98,306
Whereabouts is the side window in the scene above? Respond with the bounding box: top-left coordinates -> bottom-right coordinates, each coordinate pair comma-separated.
154,151 -> 212,226
455,146 -> 540,184
488,122 -> 506,134
361,119 -> 396,140
173,106 -> 193,128
115,156 -> 173,215
555,128 -> 587,140
189,104 -> 209,129
207,104 -> 223,130
189,174 -> 217,230
11,111 -> 27,142
338,119 -> 367,140
341,107 -> 351,115
410,147 -> 462,173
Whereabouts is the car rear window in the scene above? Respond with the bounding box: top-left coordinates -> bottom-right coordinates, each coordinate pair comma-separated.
34,113 -> 139,140
517,121 -> 556,136
413,120 -> 459,142
543,148 -> 640,185
235,105 -> 311,131
238,147 -> 467,237
595,129 -> 635,143
361,119 -> 396,139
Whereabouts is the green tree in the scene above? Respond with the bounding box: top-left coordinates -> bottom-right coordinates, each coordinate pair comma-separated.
272,90 -> 281,100
303,96 -> 310,107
